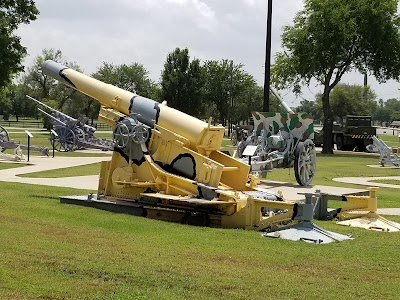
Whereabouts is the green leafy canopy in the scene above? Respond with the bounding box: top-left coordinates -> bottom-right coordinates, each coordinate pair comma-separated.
0,0 -> 39,88
272,0 -> 400,93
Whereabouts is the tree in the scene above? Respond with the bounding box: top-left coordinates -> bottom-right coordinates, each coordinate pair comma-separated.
295,99 -> 322,121
0,0 -> 39,88
384,98 -> 400,122
314,84 -> 377,121
373,106 -> 391,125
203,59 -> 263,129
10,83 -> 37,121
93,62 -> 159,100
19,48 -> 61,99
272,0 -> 400,154
0,85 -> 13,120
16,48 -> 99,125
160,48 -> 204,117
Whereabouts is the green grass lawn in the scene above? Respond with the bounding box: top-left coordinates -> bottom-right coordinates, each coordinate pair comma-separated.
378,134 -> 400,147
18,163 -> 101,178
0,181 -> 399,300
0,162 -> 28,170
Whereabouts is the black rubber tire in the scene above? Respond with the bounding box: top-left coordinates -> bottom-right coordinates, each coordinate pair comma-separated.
336,135 -> 344,151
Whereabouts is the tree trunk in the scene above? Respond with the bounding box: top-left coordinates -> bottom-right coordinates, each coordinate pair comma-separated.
321,88 -> 334,154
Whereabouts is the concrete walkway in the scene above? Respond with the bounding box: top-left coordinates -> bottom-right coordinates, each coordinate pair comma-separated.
333,176 -> 400,189
0,155 -> 110,190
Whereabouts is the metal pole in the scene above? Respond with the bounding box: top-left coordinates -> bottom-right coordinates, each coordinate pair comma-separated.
27,135 -> 30,162
263,0 -> 273,112
52,135 -> 55,158
50,129 -> 58,158
25,130 -> 33,162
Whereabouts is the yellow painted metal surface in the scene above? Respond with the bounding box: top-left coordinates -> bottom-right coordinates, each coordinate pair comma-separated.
336,188 -> 400,232
44,60 -> 309,231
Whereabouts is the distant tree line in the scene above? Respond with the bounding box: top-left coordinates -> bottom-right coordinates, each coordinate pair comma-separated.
1,0 -> 400,150
0,47 -> 283,133
295,83 -> 400,125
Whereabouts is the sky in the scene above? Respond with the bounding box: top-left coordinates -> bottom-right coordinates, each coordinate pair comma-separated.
16,0 -> 400,107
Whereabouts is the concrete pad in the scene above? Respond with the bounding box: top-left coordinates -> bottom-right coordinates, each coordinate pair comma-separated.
376,208 -> 400,216
333,176 -> 400,189
258,180 -> 369,201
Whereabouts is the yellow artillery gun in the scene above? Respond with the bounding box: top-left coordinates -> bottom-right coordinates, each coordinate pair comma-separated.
42,60 -> 352,243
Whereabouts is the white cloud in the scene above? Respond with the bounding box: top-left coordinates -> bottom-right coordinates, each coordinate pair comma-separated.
15,0 -> 400,106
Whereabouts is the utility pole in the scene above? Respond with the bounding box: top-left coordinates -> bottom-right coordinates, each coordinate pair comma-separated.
263,0 -> 273,112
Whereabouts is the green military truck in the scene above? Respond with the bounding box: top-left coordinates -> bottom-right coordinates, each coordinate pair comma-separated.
314,115 -> 376,151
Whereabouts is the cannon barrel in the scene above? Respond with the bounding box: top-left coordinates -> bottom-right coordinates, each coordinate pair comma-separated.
27,95 -> 96,132
269,87 -> 294,114
42,60 -> 223,150
37,108 -> 67,127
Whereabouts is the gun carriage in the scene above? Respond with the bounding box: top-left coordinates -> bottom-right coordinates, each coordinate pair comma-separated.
27,95 -> 113,152
0,125 -> 49,156
370,135 -> 400,167
236,90 -> 316,186
42,60 -> 350,242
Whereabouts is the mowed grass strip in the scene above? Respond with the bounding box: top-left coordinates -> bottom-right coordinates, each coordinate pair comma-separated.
0,162 -> 28,170
377,134 -> 400,147
0,181 -> 399,300
17,163 -> 101,178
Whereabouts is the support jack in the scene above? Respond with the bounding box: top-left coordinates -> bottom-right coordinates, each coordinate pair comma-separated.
263,221 -> 353,244
336,188 -> 400,232
263,193 -> 354,244
337,212 -> 400,232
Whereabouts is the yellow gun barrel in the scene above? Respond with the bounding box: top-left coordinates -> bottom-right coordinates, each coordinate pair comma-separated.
42,60 -> 224,151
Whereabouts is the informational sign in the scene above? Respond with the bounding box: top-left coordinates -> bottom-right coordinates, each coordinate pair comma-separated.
24,130 -> 33,138
51,129 -> 58,137
242,145 -> 258,157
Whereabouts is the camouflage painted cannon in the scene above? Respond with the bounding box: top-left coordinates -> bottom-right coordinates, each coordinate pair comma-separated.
0,125 -> 49,156
236,112 -> 316,186
27,95 -> 113,152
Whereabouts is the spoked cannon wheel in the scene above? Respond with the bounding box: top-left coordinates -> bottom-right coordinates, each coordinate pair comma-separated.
50,127 -> 76,152
0,125 -> 10,152
73,128 -> 85,151
231,131 -> 238,146
132,124 -> 149,144
294,139 -> 316,186
113,123 -> 131,148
